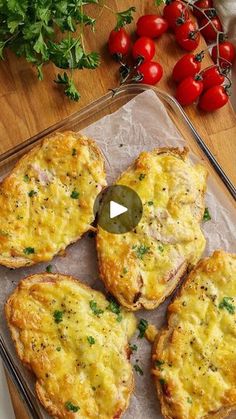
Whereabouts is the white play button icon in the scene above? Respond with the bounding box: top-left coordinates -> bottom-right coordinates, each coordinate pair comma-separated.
110,200 -> 128,219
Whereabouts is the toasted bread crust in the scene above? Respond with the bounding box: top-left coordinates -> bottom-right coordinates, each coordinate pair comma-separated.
152,251 -> 236,419
5,273 -> 136,418
97,147 -> 207,311
0,131 -> 106,268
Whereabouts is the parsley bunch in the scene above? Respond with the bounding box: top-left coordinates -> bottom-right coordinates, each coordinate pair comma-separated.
0,1 -> 135,101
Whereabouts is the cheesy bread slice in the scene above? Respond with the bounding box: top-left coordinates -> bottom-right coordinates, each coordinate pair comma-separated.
0,131 -> 106,268
5,274 -> 137,418
97,148 -> 207,310
152,251 -> 236,419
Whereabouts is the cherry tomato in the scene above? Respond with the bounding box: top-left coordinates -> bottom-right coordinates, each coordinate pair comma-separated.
136,15 -> 168,39
137,61 -> 163,85
176,75 -> 203,106
200,16 -> 223,42
175,20 -> 200,51
192,0 -> 213,20
132,37 -> 155,63
212,41 -> 236,68
202,66 -> 225,91
163,1 -> 189,30
108,28 -> 131,59
172,52 -> 203,82
199,85 -> 229,111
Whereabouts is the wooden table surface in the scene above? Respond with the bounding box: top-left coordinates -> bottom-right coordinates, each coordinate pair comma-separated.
1,0 -> 235,418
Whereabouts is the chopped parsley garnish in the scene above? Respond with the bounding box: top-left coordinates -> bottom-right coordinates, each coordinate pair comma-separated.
56,347 -> 61,352
155,360 -> 165,370
203,208 -> 211,221
46,265 -> 52,273
129,344 -> 138,352
70,190 -> 79,199
187,396 -> 192,404
23,174 -> 30,183
134,244 -> 150,259
107,299 -> 122,322
53,310 -> 63,324
159,378 -> 166,386
65,401 -> 80,412
28,190 -> 37,197
219,297 -> 235,314
158,244 -> 164,253
89,300 -> 104,317
139,173 -> 146,181
87,336 -> 95,345
134,364 -> 143,376
123,267 -> 128,274
23,247 -> 35,255
72,148 -> 77,156
137,318 -> 148,338
147,201 -> 153,206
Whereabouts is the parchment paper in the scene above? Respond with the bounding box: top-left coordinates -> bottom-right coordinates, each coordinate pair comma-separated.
0,90 -> 235,418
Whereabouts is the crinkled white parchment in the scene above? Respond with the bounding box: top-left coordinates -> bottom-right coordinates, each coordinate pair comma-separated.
0,90 -> 235,418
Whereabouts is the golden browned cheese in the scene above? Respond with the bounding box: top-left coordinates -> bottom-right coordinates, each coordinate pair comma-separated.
0,131 -> 106,268
5,274 -> 137,418
97,148 -> 207,310
152,251 -> 236,419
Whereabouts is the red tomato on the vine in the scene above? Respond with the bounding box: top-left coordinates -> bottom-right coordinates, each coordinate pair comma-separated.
199,85 -> 229,111
192,0 -> 214,20
163,0 -> 189,30
176,76 -> 203,106
175,20 -> 200,51
200,16 -> 223,42
212,41 -> 236,68
137,61 -> 163,85
136,15 -> 168,38
108,28 -> 131,58
132,37 -> 155,63
202,67 -> 225,91
172,53 -> 203,82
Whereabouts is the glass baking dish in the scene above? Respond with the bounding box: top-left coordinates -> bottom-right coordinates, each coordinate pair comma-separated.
0,84 -> 235,419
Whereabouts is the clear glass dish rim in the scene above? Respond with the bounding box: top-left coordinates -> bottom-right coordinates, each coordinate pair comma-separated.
0,83 -> 235,419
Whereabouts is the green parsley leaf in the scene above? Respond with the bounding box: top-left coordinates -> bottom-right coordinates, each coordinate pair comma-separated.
139,173 -> 146,181
158,244 -> 164,253
56,346 -> 61,352
87,336 -> 95,345
55,72 -> 80,102
219,297 -> 235,314
134,364 -> 143,375
187,396 -> 192,404
23,247 -> 35,255
115,7 -> 136,30
46,265 -> 52,273
89,300 -> 104,317
129,343 -> 138,352
203,208 -> 211,221
53,310 -> 63,324
65,401 -> 80,412
107,300 -> 120,315
116,313 -> 123,322
134,244 -> 150,259
137,318 -> 148,338
28,190 -> 37,197
155,360 -> 165,370
72,148 -> 77,156
147,201 -> 153,206
70,190 -> 79,199
23,174 -> 30,183
159,378 -> 166,386
123,268 -> 128,274
155,0 -> 165,5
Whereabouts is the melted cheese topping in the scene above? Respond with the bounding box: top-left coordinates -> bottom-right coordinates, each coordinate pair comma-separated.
0,132 -> 106,267
97,149 -> 207,310
153,251 -> 236,419
6,275 -> 136,418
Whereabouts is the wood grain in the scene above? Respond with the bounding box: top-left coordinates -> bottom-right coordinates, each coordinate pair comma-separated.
1,0 -> 235,418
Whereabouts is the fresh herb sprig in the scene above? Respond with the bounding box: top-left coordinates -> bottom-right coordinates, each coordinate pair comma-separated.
0,1 -> 135,101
